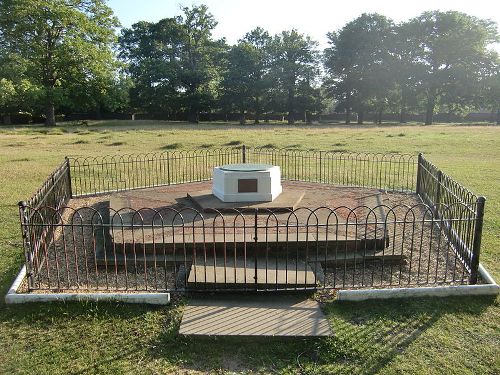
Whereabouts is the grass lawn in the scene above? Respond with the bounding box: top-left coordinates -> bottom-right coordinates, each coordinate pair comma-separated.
0,120 -> 498,374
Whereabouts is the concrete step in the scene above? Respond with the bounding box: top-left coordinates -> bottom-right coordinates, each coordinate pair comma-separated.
179,295 -> 332,337
187,257 -> 318,288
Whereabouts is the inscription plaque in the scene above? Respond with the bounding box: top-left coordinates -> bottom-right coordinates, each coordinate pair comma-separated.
238,178 -> 258,193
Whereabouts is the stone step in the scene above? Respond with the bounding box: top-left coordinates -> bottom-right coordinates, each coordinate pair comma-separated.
107,230 -> 389,255
187,257 -> 318,288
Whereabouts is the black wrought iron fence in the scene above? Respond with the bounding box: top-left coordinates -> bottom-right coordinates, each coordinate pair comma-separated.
68,148 -> 242,196
16,148 -> 486,293
247,148 -> 417,192
18,159 -> 73,287
68,147 -> 417,196
20,203 -> 474,292
416,154 -> 485,283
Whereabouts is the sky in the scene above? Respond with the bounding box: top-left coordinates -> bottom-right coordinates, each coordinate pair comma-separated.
107,0 -> 500,51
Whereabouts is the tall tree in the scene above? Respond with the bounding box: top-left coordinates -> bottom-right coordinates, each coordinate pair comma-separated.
177,5 -> 225,123
269,30 -> 319,124
119,19 -> 184,115
389,21 -> 425,123
481,56 -> 500,124
220,27 -> 271,124
324,13 -> 394,124
406,11 -> 498,124
0,0 -> 120,125
119,5 -> 225,122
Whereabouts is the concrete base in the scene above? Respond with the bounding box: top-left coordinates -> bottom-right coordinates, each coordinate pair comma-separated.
212,164 -> 282,202
179,295 -> 332,336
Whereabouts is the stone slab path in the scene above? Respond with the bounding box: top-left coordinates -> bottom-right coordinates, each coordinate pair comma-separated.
179,295 -> 332,337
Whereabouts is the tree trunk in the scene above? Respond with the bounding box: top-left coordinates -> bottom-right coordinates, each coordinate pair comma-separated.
357,110 -> 364,124
287,87 -> 295,125
2,114 -> 11,125
496,107 -> 500,125
187,107 -> 199,123
239,110 -> 246,125
254,97 -> 260,124
345,93 -> 351,124
399,86 -> 407,123
305,111 -> 312,124
425,93 -> 436,125
378,109 -> 383,124
95,104 -> 102,120
45,104 -> 56,126
399,106 -> 407,124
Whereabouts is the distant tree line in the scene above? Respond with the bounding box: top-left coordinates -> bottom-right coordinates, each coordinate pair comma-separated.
0,1 -> 499,126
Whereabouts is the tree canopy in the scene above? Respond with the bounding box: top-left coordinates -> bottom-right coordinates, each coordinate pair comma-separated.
0,0 -> 121,125
0,3 -> 499,125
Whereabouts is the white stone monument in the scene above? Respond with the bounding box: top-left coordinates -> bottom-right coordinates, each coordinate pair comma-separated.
212,163 -> 282,203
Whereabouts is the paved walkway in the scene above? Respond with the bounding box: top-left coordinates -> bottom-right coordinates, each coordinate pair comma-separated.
179,295 -> 332,337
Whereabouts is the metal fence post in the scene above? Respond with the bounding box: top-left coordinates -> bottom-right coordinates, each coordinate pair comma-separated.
434,170 -> 443,219
166,152 -> 171,185
319,151 -> 323,183
254,208 -> 258,289
416,153 -> 423,195
65,156 -> 73,198
469,196 -> 486,284
18,201 -> 34,290
242,145 -> 246,164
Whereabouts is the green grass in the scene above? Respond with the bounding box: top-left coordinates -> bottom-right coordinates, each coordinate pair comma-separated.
0,120 -> 499,374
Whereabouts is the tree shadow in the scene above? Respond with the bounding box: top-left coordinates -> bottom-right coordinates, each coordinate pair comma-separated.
146,294 -> 496,374
1,294 -> 496,374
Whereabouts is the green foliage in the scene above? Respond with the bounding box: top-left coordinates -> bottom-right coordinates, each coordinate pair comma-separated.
401,11 -> 499,124
220,27 -> 272,124
269,29 -> 321,124
0,0 -> 121,125
324,11 -> 499,124
119,5 -> 226,123
1,4 -> 498,126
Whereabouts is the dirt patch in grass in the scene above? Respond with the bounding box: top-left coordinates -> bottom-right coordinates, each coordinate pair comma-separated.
161,143 -> 182,150
224,140 -> 242,146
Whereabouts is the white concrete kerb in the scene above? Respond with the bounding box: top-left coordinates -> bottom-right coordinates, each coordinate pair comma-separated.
336,264 -> 499,301
5,262 -> 498,304
4,265 -> 170,305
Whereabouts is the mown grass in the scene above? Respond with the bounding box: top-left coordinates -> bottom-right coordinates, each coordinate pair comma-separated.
0,120 -> 499,374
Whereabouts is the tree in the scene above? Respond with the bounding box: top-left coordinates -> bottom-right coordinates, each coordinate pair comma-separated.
119,5 -> 225,123
0,0 -> 120,125
389,21 -> 425,123
220,27 -> 272,124
0,47 -> 39,123
119,19 -> 184,115
177,5 -> 226,123
269,30 -> 319,124
406,11 -> 499,124
481,56 -> 500,124
324,13 -> 394,124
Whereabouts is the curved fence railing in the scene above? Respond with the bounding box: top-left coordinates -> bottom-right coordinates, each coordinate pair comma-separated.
416,154 -> 485,283
16,147 -> 486,292
67,147 -> 418,196
21,203 -> 474,292
247,148 -> 417,191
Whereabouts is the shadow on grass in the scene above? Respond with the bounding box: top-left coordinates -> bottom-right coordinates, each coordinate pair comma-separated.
146,294 -> 495,374
0,294 -> 496,374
